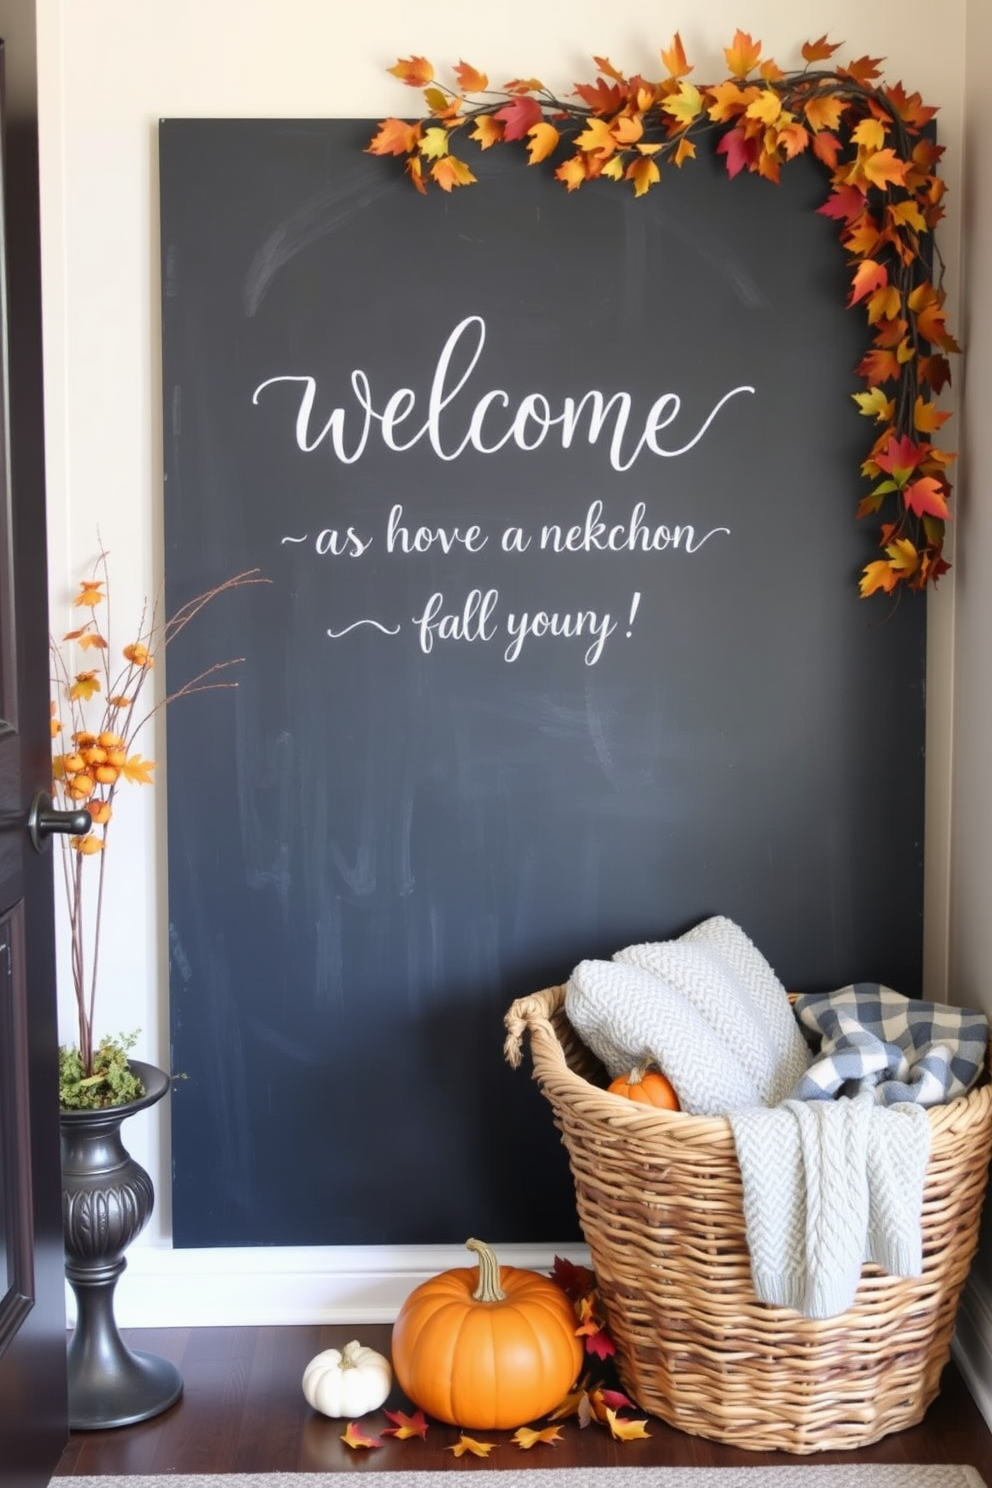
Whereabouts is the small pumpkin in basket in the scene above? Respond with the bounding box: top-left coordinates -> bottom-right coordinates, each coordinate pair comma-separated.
607,1063 -> 680,1109
390,1237 -> 582,1429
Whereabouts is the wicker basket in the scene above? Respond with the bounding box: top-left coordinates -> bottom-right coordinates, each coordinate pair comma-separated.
504,984 -> 992,1455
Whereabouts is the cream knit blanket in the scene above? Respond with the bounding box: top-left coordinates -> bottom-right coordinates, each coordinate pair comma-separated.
564,917 -> 934,1318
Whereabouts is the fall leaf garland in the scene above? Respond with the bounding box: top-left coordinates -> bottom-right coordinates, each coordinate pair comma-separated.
368,31 -> 958,600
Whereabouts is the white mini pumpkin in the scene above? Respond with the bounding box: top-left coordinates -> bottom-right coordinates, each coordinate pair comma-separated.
302,1339 -> 392,1418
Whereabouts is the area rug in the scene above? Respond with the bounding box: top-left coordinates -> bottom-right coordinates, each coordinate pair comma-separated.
56,1469 -> 989,1488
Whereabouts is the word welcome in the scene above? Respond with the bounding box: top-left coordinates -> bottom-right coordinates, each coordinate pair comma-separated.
253,316 -> 754,473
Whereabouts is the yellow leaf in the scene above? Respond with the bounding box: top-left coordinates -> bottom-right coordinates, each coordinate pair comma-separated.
526,122 -> 559,164
745,88 -> 782,125
888,199 -> 927,233
706,80 -> 755,123
605,1407 -> 651,1441
419,127 -> 451,161
77,631 -> 109,651
513,1425 -> 563,1449
862,148 -> 910,190
470,115 -> 503,150
423,86 -> 452,115
661,82 -> 703,127
625,156 -> 660,197
885,537 -> 921,574
574,117 -> 616,158
448,1435 -> 495,1458
859,559 -> 900,597
852,387 -> 895,423
673,137 -> 696,167
121,753 -> 157,786
600,156 -> 625,181
660,32 -> 692,79
866,285 -> 902,325
69,671 -> 101,703
851,117 -> 886,152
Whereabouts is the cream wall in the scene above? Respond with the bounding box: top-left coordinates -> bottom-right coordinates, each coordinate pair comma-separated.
33,0 -> 983,1352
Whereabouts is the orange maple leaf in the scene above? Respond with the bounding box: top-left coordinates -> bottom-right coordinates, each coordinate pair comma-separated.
430,156 -> 477,191
705,80 -> 754,123
555,154 -> 590,191
470,115 -> 503,150
673,137 -> 696,167
745,89 -> 782,125
866,285 -> 902,325
341,1421 -> 382,1450
448,1435 -> 495,1458
777,122 -> 809,159
388,56 -> 434,88
804,94 -> 846,132
382,1408 -> 429,1440
841,55 -> 885,85
513,1425 -> 563,1449
849,259 -> 887,307
574,78 -> 624,114
724,29 -> 761,79
884,81 -> 938,130
861,148 -> 910,190
453,61 -> 488,93
811,130 -> 842,170
856,347 -> 902,384
367,118 -> 422,158
913,396 -> 951,434
76,631 -> 109,651
69,671 -> 101,703
859,558 -> 901,597
592,55 -> 627,83
802,34 -> 842,64
661,33 -> 692,79
73,580 -> 105,609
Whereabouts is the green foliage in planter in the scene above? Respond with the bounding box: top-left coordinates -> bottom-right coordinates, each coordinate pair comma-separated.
59,1030 -> 145,1110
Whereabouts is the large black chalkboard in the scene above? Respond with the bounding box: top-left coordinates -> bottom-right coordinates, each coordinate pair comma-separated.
159,119 -> 925,1248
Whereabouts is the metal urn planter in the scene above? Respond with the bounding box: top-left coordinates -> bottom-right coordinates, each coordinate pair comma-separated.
60,1060 -> 183,1429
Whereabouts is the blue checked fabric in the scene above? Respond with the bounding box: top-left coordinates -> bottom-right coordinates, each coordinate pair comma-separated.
791,984 -> 988,1106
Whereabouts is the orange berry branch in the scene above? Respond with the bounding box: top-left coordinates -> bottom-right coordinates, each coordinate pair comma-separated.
51,547 -> 266,1100
367,31 -> 958,598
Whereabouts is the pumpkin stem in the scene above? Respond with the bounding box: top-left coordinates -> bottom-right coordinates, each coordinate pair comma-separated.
628,1063 -> 648,1085
466,1237 -> 506,1303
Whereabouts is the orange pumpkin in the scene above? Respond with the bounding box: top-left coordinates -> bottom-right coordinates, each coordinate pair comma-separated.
390,1237 -> 582,1429
607,1063 -> 680,1109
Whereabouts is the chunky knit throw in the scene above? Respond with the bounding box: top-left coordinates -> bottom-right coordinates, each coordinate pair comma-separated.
564,920 -> 986,1318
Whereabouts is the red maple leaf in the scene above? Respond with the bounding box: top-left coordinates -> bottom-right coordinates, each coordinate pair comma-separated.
495,96 -> 544,141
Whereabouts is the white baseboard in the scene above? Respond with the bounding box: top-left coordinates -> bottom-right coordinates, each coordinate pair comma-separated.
952,1270 -> 992,1432
64,1241 -> 592,1329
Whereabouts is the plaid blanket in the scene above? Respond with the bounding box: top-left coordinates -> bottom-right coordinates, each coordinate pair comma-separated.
791,984 -> 988,1105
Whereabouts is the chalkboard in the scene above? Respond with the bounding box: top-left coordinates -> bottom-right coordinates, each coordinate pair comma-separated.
159,119 -> 925,1248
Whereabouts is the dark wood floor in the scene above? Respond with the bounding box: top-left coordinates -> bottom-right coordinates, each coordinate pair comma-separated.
53,1325 -> 992,1478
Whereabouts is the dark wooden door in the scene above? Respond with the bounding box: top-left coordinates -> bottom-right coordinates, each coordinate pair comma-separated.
0,38 -> 70,1488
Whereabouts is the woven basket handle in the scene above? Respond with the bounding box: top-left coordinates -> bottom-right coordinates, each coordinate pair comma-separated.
504,993 -> 554,1068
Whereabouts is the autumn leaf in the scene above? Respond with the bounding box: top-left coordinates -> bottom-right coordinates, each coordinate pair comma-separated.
848,259 -> 887,307
811,130 -> 842,170
626,157 -> 660,196
914,396 -> 951,434
705,80 -> 754,123
367,119 -> 421,161
453,61 -> 488,93
842,54 -> 885,85
405,155 -> 426,193
612,113 -> 644,146
724,29 -> 761,79
504,76 -> 544,95
416,127 -> 452,163
495,95 -> 544,141
817,184 -> 865,223
856,348 -> 903,384
888,198 -> 927,233
860,558 -> 901,597
605,1407 -> 650,1440
801,34 -> 841,64
513,1425 -> 563,1449
448,1435 -> 496,1458
804,94 -> 846,132
574,117 -> 617,158
388,56 -> 434,88
919,354 -> 953,395
592,55 -> 627,83
662,82 -> 703,127
470,115 -> 503,150
383,1408 -> 429,1440
341,1421 -> 382,1450
853,387 -> 895,422
904,476 -> 950,520
777,122 -> 809,159
574,78 -> 624,114
866,285 -> 902,325
715,126 -> 757,178
555,154 -> 589,191
673,137 -> 696,167
661,33 -> 692,80
526,122 -> 559,164
77,631 -> 109,651
73,580 -> 105,609
745,88 -> 782,125
69,671 -> 101,703
120,753 -> 157,785
861,148 -> 910,190
885,81 -> 938,131
551,1257 -> 597,1298
430,156 -> 477,191
851,117 -> 886,153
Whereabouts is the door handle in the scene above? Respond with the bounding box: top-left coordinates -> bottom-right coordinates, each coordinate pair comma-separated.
27,789 -> 92,854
